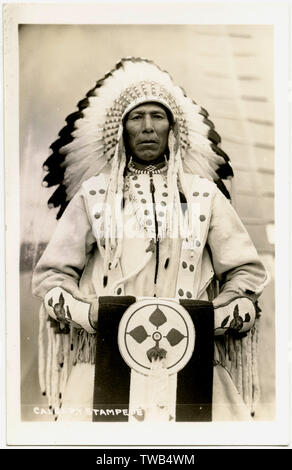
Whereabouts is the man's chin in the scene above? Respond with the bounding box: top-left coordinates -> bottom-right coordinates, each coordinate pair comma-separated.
133,153 -> 163,164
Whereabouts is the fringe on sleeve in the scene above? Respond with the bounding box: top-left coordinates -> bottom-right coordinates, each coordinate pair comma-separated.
38,303 -> 96,417
215,319 -> 261,416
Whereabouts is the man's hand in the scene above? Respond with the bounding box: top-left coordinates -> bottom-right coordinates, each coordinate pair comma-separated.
89,299 -> 99,330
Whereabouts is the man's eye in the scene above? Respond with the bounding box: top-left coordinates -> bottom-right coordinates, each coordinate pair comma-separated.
153,114 -> 165,119
130,115 -> 141,120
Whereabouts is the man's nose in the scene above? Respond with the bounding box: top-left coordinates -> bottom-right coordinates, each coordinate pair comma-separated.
142,114 -> 154,132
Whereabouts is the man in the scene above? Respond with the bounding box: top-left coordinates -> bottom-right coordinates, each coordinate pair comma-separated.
32,58 -> 268,422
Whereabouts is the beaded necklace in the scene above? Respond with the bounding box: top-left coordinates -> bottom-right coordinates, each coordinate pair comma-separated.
127,156 -> 168,175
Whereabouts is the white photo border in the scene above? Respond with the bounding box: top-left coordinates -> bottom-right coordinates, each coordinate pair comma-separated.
2,0 -> 291,447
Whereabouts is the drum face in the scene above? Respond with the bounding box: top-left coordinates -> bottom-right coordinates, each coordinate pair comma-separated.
118,299 -> 195,375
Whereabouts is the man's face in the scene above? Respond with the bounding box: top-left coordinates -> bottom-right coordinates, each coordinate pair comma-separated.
124,103 -> 170,163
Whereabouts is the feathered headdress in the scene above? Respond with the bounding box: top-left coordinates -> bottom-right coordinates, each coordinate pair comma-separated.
42,57 -> 233,219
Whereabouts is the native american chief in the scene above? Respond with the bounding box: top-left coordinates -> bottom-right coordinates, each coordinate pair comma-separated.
32,58 -> 269,422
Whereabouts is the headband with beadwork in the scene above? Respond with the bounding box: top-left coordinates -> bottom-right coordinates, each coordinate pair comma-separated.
42,57 -> 233,218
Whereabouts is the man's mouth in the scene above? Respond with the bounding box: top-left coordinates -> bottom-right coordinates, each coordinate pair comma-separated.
138,140 -> 158,145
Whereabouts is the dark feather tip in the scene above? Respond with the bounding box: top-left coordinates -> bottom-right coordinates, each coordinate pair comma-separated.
211,143 -> 230,162
58,123 -> 74,137
50,133 -> 74,151
103,276 -> 108,287
216,163 -> 234,179
48,185 -> 67,208
164,258 -> 170,269
89,78 -> 105,92
77,97 -> 89,110
65,111 -> 84,126
208,128 -> 221,145
43,169 -> 65,187
203,117 -> 215,129
198,107 -> 209,118
56,202 -> 69,220
215,179 -> 231,200
115,60 -> 124,70
43,152 -> 66,170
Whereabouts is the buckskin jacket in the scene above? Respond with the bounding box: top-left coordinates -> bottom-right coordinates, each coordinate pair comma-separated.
32,170 -> 269,422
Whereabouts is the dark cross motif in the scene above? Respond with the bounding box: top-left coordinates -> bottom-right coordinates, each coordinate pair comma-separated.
165,328 -> 185,347
127,305 -> 186,364
149,306 -> 167,328
128,325 -> 148,344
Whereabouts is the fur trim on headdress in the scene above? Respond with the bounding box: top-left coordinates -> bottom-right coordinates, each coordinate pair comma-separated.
42,57 -> 233,218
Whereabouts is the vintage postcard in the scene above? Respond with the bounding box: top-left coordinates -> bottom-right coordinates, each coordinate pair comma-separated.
2,1 -> 291,447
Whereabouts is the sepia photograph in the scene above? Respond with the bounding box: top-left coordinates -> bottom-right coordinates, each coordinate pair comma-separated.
3,1 -> 291,447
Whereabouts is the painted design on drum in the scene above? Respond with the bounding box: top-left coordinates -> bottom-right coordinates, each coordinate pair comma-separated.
118,300 -> 195,376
